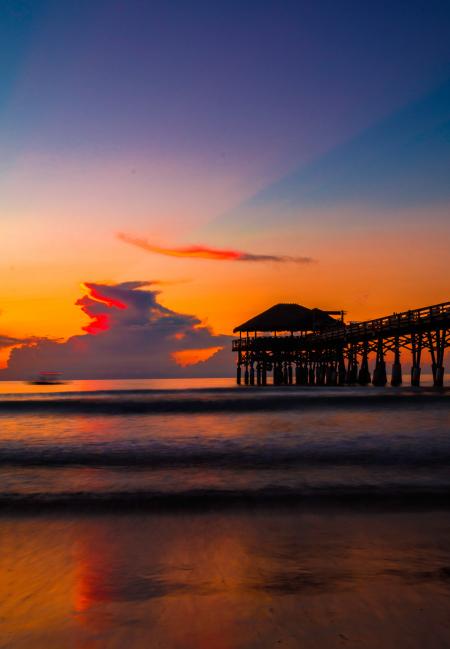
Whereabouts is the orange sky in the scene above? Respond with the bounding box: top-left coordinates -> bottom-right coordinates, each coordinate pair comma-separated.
1,207 -> 448,354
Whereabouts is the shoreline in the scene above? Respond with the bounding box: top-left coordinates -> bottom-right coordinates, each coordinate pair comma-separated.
1,489 -> 450,514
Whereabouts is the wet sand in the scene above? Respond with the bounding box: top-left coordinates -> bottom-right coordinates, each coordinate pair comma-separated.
1,505 -> 449,649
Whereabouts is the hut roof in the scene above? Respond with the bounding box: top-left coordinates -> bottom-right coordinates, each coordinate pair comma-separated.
233,303 -> 340,333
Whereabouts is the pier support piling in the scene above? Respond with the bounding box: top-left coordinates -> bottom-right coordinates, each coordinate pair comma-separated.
346,347 -> 358,384
326,364 -> 337,385
372,338 -> 387,387
338,355 -> 347,385
428,329 -> 446,387
316,363 -> 325,386
434,365 -> 445,387
391,337 -> 402,386
411,366 -> 421,387
410,332 -> 423,387
358,344 -> 371,385
262,364 -> 267,386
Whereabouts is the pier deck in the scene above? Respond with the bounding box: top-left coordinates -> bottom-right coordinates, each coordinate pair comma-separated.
232,301 -> 450,387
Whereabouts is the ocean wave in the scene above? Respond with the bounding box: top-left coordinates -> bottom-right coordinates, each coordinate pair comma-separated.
1,486 -> 449,510
0,389 -> 448,414
1,441 -> 450,467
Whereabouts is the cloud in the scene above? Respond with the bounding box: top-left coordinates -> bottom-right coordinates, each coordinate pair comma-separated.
1,282 -> 231,380
117,232 -> 314,264
0,335 -> 43,350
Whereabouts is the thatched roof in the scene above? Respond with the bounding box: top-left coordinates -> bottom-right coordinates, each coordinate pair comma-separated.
233,303 -> 340,333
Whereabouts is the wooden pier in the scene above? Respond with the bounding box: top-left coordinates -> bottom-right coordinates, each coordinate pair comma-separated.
232,301 -> 450,387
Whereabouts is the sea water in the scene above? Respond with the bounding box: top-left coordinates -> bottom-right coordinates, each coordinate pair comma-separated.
0,378 -> 448,505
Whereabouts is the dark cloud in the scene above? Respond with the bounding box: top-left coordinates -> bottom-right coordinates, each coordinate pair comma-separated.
1,282 -> 231,380
117,232 -> 314,264
0,335 -> 43,350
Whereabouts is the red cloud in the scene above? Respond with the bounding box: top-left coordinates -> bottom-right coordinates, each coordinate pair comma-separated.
117,232 -> 314,263
1,281 -> 231,379
81,283 -> 128,309
82,314 -> 110,335
77,283 -> 129,335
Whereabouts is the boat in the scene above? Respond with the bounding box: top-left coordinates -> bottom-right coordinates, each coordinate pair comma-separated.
28,371 -> 66,385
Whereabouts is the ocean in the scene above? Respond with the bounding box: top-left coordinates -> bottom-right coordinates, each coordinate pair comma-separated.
1,378 -> 450,648
0,377 -> 448,506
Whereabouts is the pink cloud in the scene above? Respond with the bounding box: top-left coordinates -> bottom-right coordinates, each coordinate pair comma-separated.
1,282 -> 231,379
117,232 -> 314,263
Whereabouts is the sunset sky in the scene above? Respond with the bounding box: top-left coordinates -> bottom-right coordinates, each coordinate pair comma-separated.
1,0 -> 450,375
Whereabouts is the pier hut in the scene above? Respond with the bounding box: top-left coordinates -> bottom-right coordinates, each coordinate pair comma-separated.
232,301 -> 450,387
233,303 -> 344,386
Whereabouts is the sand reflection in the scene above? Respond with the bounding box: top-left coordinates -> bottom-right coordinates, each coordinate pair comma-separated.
1,509 -> 449,649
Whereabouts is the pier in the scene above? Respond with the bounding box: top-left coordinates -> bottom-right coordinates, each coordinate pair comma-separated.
232,301 -> 450,387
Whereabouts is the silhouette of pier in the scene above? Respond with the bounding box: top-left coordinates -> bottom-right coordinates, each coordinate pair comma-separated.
232,301 -> 450,387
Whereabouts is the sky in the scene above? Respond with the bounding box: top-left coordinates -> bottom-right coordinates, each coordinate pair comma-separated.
1,0 -> 449,377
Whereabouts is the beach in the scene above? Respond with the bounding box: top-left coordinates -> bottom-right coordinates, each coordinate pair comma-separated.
3,1 -> 450,645
1,506 -> 450,649
0,379 -> 449,648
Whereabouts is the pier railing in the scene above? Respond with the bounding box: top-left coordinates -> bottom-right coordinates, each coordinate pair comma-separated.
316,301 -> 450,344
232,301 -> 450,352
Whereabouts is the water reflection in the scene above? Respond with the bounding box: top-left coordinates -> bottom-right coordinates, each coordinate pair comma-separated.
1,508 -> 450,648
0,377 -> 237,395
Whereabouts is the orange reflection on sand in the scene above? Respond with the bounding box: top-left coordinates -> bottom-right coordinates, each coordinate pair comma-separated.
56,511 -> 450,648
71,514 -> 261,649
74,529 -> 119,614
2,510 -> 450,648
0,518 -> 77,647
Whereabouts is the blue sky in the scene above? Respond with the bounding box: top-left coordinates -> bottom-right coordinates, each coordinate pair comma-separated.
2,0 -> 450,171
